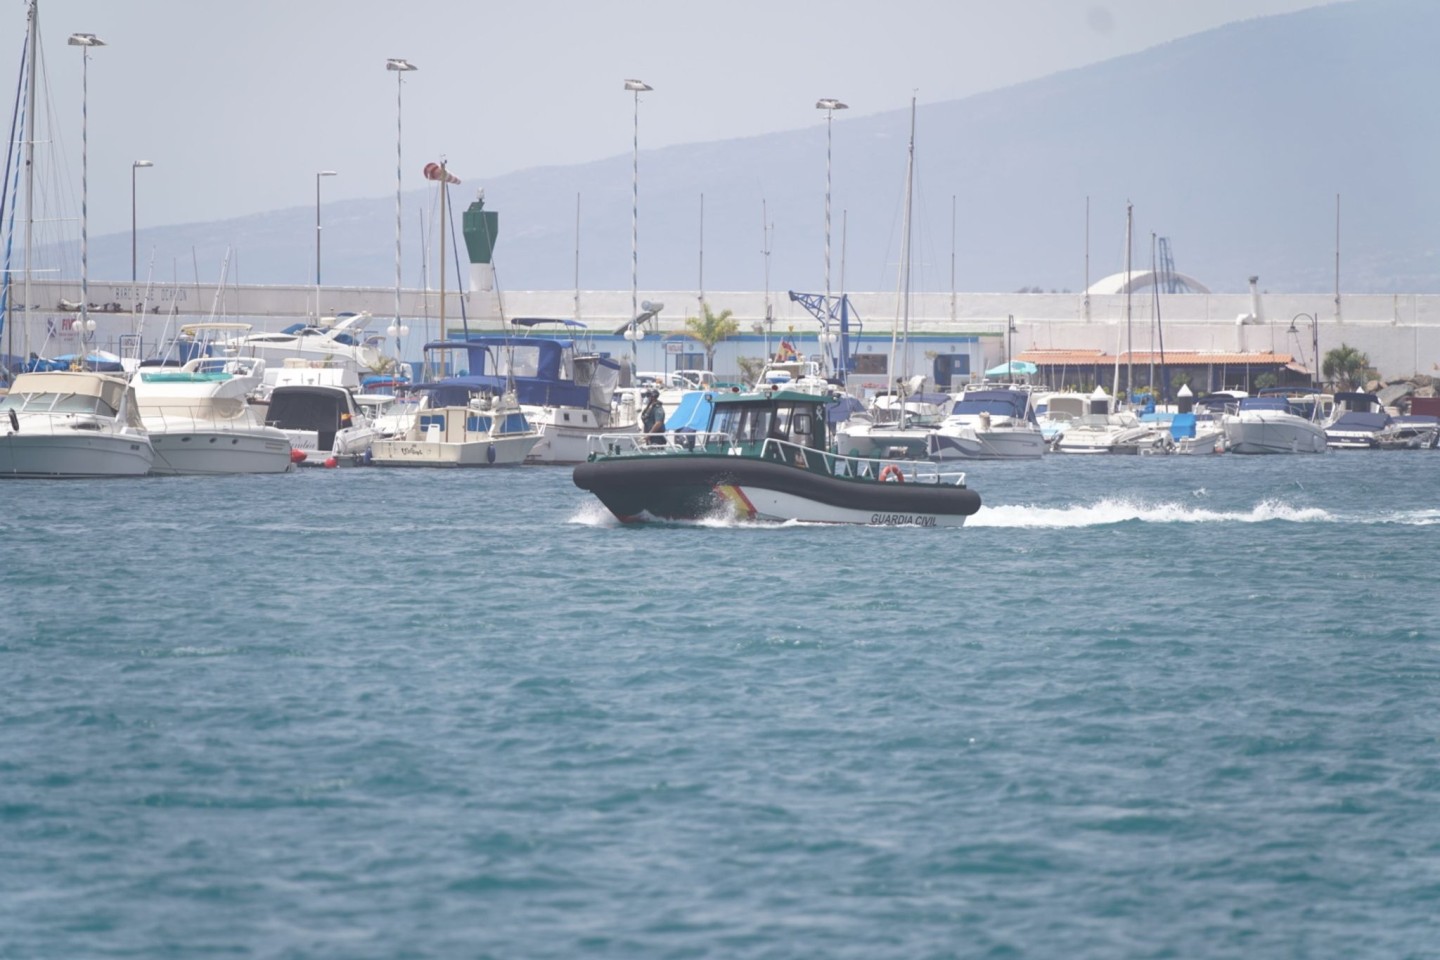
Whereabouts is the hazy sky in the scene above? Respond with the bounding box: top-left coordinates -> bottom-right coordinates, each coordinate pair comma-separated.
5,0 -> 1339,239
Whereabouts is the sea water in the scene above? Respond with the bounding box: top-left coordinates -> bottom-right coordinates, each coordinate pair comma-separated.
3,453 -> 1438,958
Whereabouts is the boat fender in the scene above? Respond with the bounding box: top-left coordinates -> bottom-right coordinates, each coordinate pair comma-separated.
324,457 -> 339,468
290,448 -> 307,464
879,464 -> 905,483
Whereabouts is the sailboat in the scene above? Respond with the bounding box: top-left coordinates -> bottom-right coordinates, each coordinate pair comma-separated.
833,98 -> 943,459
0,1 -> 154,478
369,162 -> 540,467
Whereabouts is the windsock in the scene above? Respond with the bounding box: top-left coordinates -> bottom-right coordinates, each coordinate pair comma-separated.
423,161 -> 461,184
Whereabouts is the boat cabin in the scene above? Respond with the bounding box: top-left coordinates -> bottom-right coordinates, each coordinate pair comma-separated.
707,389 -> 831,455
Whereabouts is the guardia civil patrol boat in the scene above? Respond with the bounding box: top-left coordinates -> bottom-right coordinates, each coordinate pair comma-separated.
573,387 -> 982,527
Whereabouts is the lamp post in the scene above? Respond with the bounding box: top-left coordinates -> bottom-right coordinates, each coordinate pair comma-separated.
68,32 -> 105,332
385,58 -> 417,350
1289,312 -> 1319,389
1007,314 -> 1016,380
624,78 -> 652,358
816,98 -> 847,375
315,170 -> 337,318
131,160 -> 153,284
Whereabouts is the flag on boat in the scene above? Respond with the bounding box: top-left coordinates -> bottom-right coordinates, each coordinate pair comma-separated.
423,162 -> 461,184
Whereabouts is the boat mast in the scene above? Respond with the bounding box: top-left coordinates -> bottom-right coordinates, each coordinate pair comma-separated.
439,169 -> 446,346
573,192 -> 581,323
1124,201 -> 1133,402
21,0 -> 39,362
889,96 -> 916,425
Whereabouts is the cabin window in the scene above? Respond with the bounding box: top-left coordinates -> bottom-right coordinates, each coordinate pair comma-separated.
770,407 -> 792,438
852,354 -> 887,376
493,346 -> 541,379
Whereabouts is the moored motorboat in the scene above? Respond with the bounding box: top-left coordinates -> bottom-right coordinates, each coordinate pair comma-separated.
926,386 -> 1045,460
262,367 -> 380,466
1223,387 -> 1329,454
368,378 -> 540,467
0,371 -> 154,478
574,387 -> 981,527
131,356 -> 294,475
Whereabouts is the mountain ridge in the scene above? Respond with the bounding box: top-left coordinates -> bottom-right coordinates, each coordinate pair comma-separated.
73,0 -> 1437,297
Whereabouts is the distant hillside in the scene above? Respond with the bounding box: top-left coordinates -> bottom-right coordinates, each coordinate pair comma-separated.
81,0 -> 1438,297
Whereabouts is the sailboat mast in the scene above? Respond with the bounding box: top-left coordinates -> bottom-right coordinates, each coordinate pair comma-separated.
21,0 -> 39,361
573,193 -> 581,322
902,98 -> 916,375
438,165 -> 447,344
889,96 -> 916,419
1124,201 -> 1133,401
1153,233 -> 1167,402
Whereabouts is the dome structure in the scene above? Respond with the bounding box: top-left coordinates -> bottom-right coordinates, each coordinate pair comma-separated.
1085,269 -> 1211,295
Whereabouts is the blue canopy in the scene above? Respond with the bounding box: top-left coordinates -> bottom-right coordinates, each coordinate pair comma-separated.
666,391 -> 714,431
984,360 -> 1038,377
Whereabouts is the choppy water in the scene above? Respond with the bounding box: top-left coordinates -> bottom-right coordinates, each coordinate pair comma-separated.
4,453 -> 1439,958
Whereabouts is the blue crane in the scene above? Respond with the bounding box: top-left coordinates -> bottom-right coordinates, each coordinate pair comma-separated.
785,291 -> 863,378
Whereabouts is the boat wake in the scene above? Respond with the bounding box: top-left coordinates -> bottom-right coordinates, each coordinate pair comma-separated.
570,498 -> 1440,530
970,497 -> 1334,528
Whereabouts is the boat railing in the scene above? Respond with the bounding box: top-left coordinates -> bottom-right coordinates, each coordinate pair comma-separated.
584,431 -> 966,486
587,430 -> 734,456
761,438 -> 968,487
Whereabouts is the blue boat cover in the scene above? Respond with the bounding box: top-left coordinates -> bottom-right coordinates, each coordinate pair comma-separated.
666,392 -> 714,431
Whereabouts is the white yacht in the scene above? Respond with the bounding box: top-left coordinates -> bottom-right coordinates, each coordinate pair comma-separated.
926,386 -> 1045,460
1035,387 -> 1113,447
131,356 -> 294,475
222,312 -> 410,382
1223,388 -> 1330,454
0,371 -> 154,478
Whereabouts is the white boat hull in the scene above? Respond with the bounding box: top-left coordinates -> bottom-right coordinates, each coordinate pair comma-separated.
522,407 -> 638,465
147,428 -> 294,476
369,433 -> 539,467
1223,415 -> 1328,454
0,432 -> 153,478
927,427 -> 1045,460
723,484 -> 968,527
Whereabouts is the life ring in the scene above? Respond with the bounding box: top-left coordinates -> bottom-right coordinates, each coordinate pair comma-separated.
879,464 -> 904,483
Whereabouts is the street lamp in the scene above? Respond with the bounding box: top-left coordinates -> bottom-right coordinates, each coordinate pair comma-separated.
386,58 -> 417,348
816,98 -> 847,375
315,170 -> 337,318
1288,312 -> 1320,389
624,78 -> 652,359
1006,314 -> 1017,379
131,160 -> 153,284
68,32 -> 105,331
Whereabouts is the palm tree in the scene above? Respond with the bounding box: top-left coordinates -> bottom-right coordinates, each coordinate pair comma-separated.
684,302 -> 739,372
1322,343 -> 1373,391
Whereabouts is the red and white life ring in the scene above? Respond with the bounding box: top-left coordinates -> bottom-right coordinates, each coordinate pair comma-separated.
879,464 -> 905,483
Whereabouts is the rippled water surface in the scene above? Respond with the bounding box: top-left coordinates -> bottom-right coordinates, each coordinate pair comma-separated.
4,453 -> 1439,958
